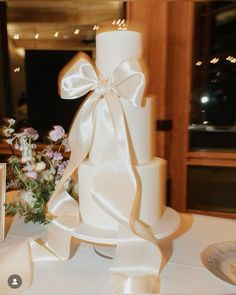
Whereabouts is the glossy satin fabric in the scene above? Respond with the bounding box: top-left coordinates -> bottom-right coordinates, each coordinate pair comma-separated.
0,55 -> 163,294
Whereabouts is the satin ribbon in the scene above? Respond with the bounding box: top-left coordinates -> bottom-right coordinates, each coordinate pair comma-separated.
0,54 -> 163,294
47,53 -> 163,292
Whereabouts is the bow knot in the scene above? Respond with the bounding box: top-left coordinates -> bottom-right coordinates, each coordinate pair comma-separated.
97,76 -> 112,96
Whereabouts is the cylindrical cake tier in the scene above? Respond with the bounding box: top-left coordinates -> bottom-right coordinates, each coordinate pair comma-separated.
89,95 -> 156,165
96,30 -> 142,78
78,158 -> 167,231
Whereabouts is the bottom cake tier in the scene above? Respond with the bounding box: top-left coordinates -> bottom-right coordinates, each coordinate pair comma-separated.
78,157 -> 167,231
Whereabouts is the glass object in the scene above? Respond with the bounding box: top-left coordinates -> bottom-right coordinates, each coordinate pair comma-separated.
187,165 -> 236,213
189,1 -> 236,150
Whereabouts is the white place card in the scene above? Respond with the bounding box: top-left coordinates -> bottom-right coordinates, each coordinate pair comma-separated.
0,163 -> 6,240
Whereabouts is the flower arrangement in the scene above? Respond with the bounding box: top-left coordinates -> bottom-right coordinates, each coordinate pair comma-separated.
1,119 -> 72,224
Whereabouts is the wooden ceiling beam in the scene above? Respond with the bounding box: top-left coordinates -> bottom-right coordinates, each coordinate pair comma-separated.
8,10 -> 120,25
12,39 -> 95,50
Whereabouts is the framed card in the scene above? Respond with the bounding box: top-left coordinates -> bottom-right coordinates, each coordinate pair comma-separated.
0,163 -> 6,240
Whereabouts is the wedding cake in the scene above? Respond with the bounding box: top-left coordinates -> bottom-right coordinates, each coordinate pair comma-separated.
78,30 -> 167,230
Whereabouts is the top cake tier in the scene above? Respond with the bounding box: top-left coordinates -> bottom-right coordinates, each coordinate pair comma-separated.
89,30 -> 155,164
96,30 -> 142,77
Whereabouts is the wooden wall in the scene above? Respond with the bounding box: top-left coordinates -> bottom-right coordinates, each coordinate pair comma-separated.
0,2 -> 12,119
127,1 -> 194,211
127,1 -> 168,159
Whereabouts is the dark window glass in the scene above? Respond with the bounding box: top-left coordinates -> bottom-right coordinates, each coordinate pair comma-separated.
190,2 -> 236,150
187,165 -> 236,213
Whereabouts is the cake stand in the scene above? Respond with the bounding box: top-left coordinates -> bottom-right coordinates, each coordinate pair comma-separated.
71,206 -> 180,258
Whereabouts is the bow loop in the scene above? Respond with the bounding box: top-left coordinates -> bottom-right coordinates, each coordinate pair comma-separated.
60,57 -> 98,100
111,57 -> 145,106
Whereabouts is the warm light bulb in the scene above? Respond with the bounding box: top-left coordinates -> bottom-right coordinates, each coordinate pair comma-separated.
54,32 -> 59,38
13,34 -> 19,40
196,61 -> 203,66
210,58 -> 219,64
93,25 -> 99,31
14,67 -> 20,73
74,29 -> 80,35
231,58 -> 236,64
112,20 -> 116,25
34,33 -> 39,39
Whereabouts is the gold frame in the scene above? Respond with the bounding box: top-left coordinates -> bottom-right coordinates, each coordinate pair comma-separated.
0,163 -> 6,240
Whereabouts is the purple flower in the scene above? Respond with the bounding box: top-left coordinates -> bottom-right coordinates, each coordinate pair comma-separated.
26,171 -> 38,180
62,137 -> 71,152
23,163 -> 33,172
42,147 -> 54,158
24,128 -> 39,140
53,151 -> 63,161
57,160 -> 68,176
49,126 -> 65,142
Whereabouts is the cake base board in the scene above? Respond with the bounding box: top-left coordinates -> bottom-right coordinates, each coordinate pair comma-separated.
72,207 -> 180,245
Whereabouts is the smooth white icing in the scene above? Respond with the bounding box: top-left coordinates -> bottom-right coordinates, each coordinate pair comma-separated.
78,158 -> 167,230
96,31 -> 142,78
89,95 -> 156,165
79,30 -> 166,231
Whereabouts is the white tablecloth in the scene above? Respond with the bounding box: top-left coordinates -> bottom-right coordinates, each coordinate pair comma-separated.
2,213 -> 236,294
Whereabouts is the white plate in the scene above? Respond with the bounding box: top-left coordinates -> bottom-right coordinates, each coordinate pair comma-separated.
201,241 -> 236,285
72,207 -> 180,245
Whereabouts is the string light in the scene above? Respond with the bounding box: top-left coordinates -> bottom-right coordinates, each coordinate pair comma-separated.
34,33 -> 39,39
226,56 -> 236,63
54,31 -> 59,38
196,61 -> 203,66
93,25 -> 99,31
14,67 -> 20,73
231,58 -> 236,64
210,57 -> 219,64
116,19 -> 121,25
112,20 -> 116,25
74,29 -> 80,35
13,34 -> 19,40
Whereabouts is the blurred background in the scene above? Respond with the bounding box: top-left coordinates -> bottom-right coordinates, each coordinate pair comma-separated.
0,0 -> 236,218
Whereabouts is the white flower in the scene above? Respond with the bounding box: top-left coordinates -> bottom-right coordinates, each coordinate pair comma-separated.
21,156 -> 32,163
21,191 -> 35,206
41,170 -> 53,181
3,127 -> 14,137
8,118 -> 15,126
35,162 -> 46,171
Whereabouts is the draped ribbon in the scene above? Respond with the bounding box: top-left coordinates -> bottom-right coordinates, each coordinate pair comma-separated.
0,54 -> 164,294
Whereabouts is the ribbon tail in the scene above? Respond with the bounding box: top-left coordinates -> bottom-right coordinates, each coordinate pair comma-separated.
48,92 -> 99,216
91,92 -> 163,293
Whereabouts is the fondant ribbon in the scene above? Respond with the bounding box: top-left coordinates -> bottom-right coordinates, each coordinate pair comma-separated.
0,54 -> 163,294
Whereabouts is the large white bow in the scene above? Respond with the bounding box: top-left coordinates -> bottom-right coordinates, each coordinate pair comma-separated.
46,53 -> 163,293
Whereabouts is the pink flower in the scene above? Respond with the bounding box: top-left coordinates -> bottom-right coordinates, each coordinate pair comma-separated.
49,126 -> 65,142
24,128 -> 39,140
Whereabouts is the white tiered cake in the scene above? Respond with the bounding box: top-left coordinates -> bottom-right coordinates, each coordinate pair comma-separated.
78,30 -> 167,231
